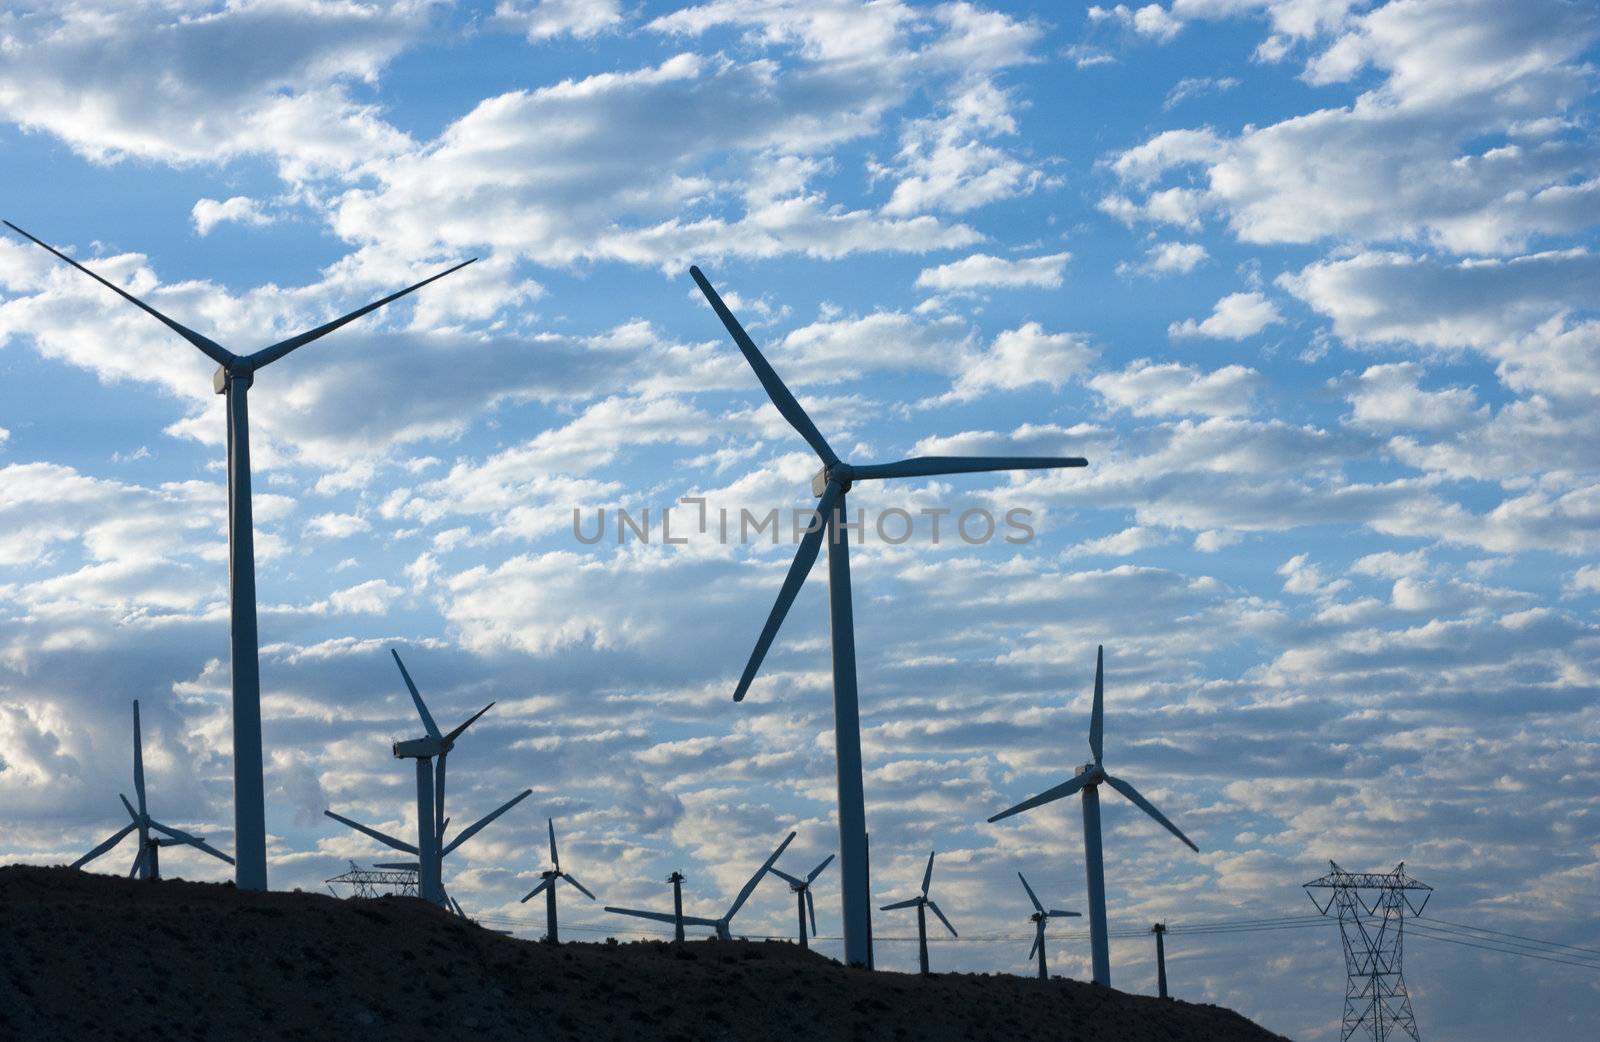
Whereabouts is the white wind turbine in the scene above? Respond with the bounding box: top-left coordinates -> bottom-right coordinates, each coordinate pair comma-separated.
772,853 -> 834,950
690,264 -> 1087,967
6,221 -> 474,891
879,850 -> 957,976
1017,872 -> 1080,980
520,818 -> 596,944
988,645 -> 1198,987
73,700 -> 234,880
326,650 -> 530,908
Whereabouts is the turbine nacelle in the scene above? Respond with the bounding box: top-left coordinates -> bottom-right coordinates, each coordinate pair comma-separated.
393,736 -> 442,759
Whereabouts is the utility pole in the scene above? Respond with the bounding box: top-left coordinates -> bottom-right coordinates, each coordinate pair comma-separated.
1152,923 -> 1169,998
1305,861 -> 1432,1042
669,871 -> 686,943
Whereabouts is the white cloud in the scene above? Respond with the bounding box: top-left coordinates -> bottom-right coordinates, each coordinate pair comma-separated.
325,579 -> 404,615
1351,549 -> 1430,579
1168,291 -> 1282,340
1065,525 -> 1173,558
1346,362 -> 1483,432
945,323 -> 1096,400
1117,240 -> 1208,276
1163,74 -> 1240,109
915,251 -> 1071,291
191,196 -> 274,236
494,0 -> 624,41
1089,359 -> 1260,416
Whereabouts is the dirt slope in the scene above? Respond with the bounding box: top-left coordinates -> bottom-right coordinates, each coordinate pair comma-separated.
0,865 -> 1291,1041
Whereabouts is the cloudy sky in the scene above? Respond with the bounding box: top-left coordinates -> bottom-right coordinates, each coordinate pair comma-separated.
1,0 -> 1596,1036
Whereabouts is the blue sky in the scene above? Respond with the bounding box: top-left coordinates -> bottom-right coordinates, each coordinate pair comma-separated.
0,1 -> 1596,1037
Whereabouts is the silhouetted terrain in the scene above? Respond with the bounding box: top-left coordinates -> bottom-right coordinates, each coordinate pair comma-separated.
0,866 -> 1291,1041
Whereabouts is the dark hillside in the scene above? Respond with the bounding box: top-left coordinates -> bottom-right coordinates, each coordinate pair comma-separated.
0,866 -> 1291,1041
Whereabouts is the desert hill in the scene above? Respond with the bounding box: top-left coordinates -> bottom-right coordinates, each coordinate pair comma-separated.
0,865 -> 1291,1041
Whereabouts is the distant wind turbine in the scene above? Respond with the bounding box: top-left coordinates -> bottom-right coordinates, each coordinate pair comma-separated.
73,700 -> 234,880
326,650 -> 529,907
1017,872 -> 1080,980
771,853 -> 835,950
606,832 -> 796,941
520,818 -> 596,944
988,645 -> 1199,987
690,265 -> 1087,967
5,221 -> 474,891
879,850 -> 957,976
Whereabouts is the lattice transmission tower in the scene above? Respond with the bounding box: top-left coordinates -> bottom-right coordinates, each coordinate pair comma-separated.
1304,860 -> 1432,1042
325,861 -> 421,899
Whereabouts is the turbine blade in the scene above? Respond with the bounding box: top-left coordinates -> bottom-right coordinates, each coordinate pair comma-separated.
850,456 -> 1087,482
1102,773 -> 1199,852
449,894 -> 467,918
520,877 -> 551,903
324,810 -> 420,855
927,900 -> 957,938
733,481 -> 840,702
434,753 -> 448,846
119,792 -> 140,824
129,845 -> 146,879
131,700 -> 147,817
1018,872 -> 1044,914
806,888 -> 817,935
442,788 -> 532,855
770,868 -> 804,887
987,772 -> 1092,824
880,897 -> 920,911
726,831 -> 795,920
548,818 -> 558,867
1090,645 -> 1104,764
807,853 -> 835,883
72,822 -> 137,869
1028,927 -> 1040,961
443,702 -> 494,746
247,258 -> 476,370
921,850 -> 935,897
147,820 -> 236,865
605,907 -> 684,927
689,265 -> 838,466
3,221 -> 236,367
562,873 -> 596,901
1047,910 -> 1082,918
391,649 -> 441,739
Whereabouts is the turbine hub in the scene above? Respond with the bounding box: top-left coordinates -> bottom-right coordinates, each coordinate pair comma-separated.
212,364 -> 253,394
812,462 -> 853,497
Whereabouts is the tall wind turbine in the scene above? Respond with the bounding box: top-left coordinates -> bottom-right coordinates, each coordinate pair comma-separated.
73,700 -> 235,880
606,832 -> 795,940
880,850 -> 957,976
520,818 -> 596,944
772,853 -> 834,950
326,650 -> 529,906
988,645 -> 1199,987
690,265 -> 1087,967
5,221 -> 474,891
1017,872 -> 1080,980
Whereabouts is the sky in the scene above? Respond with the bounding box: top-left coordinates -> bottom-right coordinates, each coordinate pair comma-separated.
0,0 -> 1596,1037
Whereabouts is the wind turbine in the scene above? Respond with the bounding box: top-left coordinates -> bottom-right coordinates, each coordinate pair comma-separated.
73,700 -> 234,880
879,850 -> 957,976
690,265 -> 1087,967
326,650 -> 529,907
520,818 -> 596,944
606,832 -> 795,941
772,853 -> 835,950
5,221 -> 475,891
1017,872 -> 1080,980
988,645 -> 1199,988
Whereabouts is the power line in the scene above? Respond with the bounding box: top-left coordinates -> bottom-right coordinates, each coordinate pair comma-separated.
1421,916 -> 1600,958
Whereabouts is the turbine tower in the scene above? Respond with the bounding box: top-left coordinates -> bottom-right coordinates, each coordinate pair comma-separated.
607,832 -> 795,940
73,700 -> 235,879
326,651 -> 529,907
5,221 -> 474,891
772,853 -> 834,950
520,818 -> 596,944
879,850 -> 957,976
690,265 -> 1086,967
988,645 -> 1199,988
1017,872 -> 1080,980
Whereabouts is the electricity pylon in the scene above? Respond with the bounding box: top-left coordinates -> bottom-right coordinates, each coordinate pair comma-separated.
1304,861 -> 1432,1042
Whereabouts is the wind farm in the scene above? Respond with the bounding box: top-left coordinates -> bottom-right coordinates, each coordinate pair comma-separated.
2,4 -> 1594,1038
